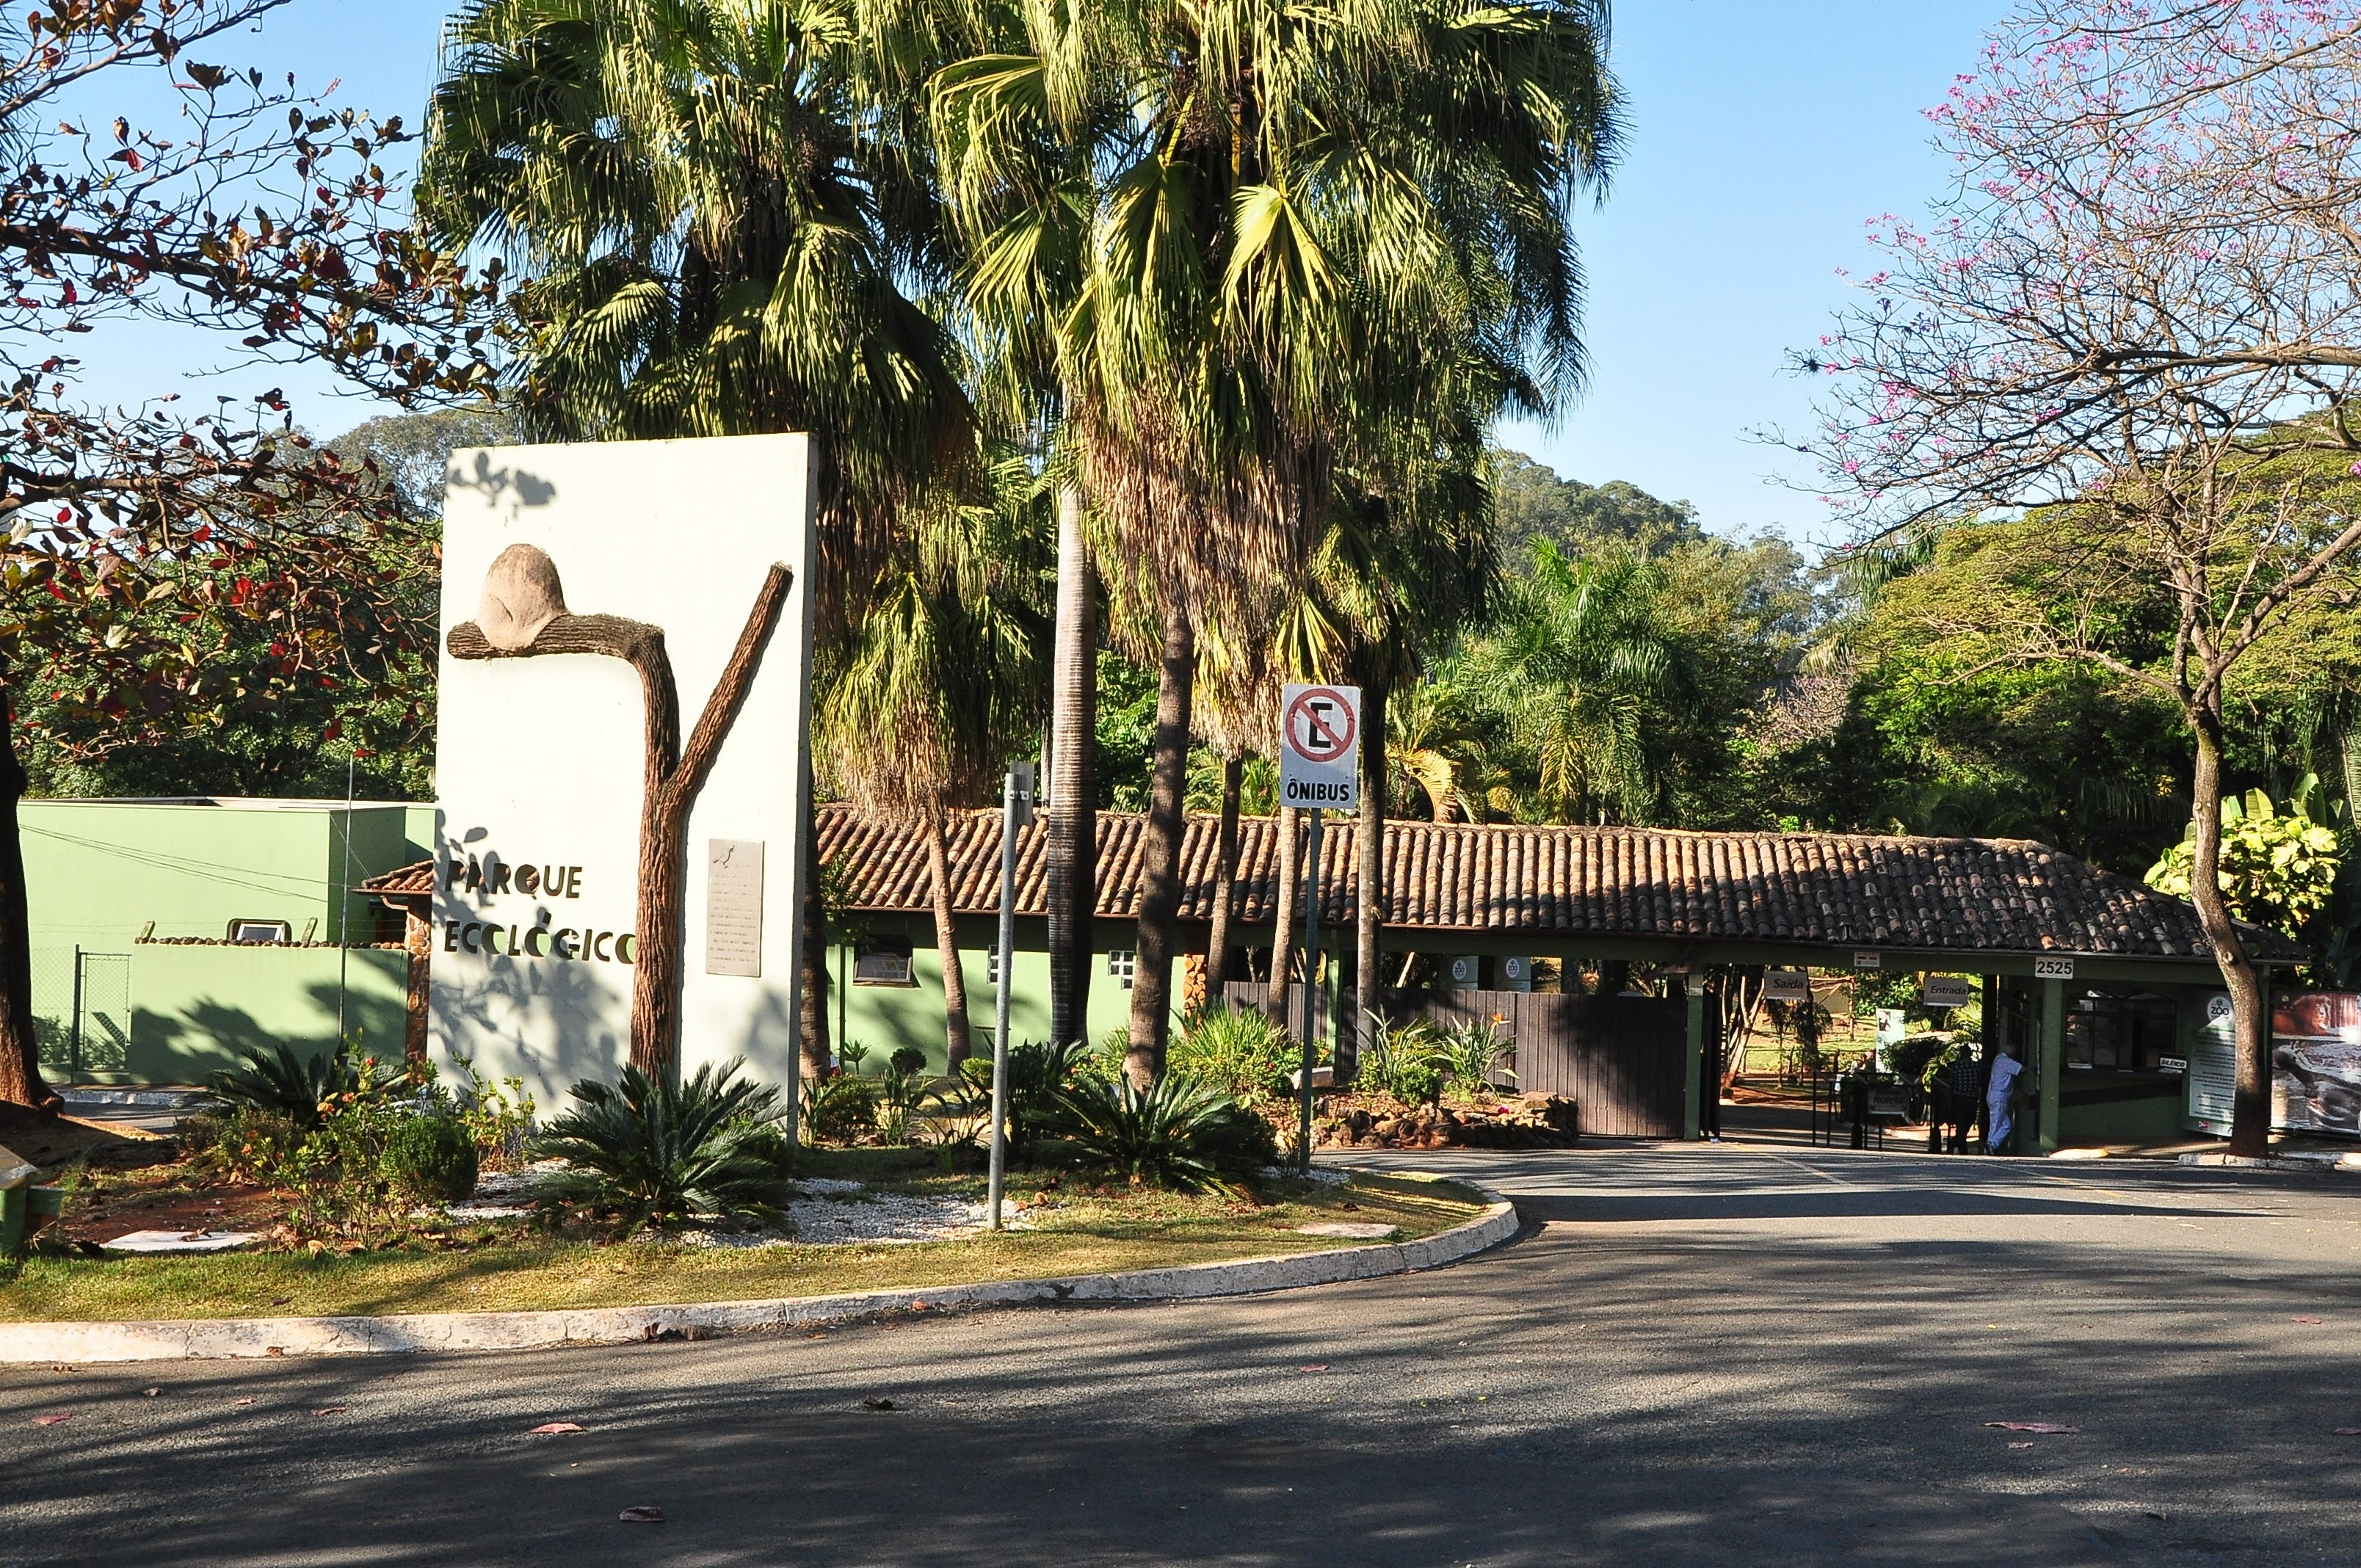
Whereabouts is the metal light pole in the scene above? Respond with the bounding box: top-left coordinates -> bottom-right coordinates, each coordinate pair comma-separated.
987,761 -> 1035,1230
1298,807 -> 1322,1175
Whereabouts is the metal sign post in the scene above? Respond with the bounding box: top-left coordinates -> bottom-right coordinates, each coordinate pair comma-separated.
1299,808 -> 1322,1173
987,761 -> 1035,1230
1278,685 -> 1359,1174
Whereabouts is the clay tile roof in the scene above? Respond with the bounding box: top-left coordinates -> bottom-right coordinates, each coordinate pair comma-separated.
814,805 -> 2299,964
359,859 -> 434,898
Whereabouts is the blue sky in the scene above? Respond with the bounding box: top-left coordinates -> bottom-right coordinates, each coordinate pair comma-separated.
76,0 -> 2008,548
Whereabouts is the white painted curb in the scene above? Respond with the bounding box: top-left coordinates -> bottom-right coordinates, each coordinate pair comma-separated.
0,1175 -> 1516,1365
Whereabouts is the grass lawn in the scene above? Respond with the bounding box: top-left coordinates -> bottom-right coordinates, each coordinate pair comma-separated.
0,1153 -> 1487,1323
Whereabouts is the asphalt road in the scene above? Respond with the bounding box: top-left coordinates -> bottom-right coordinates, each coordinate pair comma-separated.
5,1144 -> 2361,1567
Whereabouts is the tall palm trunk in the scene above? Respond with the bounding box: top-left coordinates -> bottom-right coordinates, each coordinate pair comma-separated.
1046,487 -> 1097,1049
799,761 -> 831,1080
1350,678 -> 1387,1083
2189,715 -> 2270,1157
1204,754 -> 1244,1011
1269,805 -> 1300,1035
924,809 -> 973,1065
1125,599 -> 1195,1086
0,686 -> 54,1111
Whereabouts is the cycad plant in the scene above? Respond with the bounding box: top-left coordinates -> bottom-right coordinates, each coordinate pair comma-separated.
531,1060 -> 797,1235
208,1043 -> 396,1131
1051,1072 -> 1277,1192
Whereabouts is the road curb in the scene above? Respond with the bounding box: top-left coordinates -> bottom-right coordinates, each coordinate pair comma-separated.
0,1174 -> 1516,1365
2176,1150 -> 2361,1173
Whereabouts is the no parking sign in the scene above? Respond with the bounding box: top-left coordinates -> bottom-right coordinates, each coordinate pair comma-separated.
1279,683 -> 1360,810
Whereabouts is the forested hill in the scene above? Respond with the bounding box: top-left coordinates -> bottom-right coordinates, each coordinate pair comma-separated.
1490,451 -> 1705,560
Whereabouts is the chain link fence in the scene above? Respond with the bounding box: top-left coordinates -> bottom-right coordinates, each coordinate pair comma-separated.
31,947 -> 134,1080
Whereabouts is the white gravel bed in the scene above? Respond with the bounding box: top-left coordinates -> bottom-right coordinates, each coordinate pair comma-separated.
419,1165 -> 1029,1246
686,1187 -> 1031,1249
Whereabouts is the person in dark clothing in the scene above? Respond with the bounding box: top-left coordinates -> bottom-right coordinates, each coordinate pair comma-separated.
1946,1049 -> 1987,1153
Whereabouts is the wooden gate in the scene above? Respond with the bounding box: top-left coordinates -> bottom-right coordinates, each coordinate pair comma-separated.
1225,982 -> 1690,1139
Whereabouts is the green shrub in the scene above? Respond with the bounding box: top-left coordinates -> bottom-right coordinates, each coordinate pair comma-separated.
806,1073 -> 879,1142
1393,1059 -> 1443,1106
1051,1073 -> 1272,1192
1361,1015 -> 1444,1104
1171,1006 -> 1297,1107
530,1061 -> 797,1236
278,1092 -> 414,1242
1432,1018 -> 1515,1100
442,1053 -> 537,1171
888,1045 -> 929,1077
1192,1099 -> 1281,1173
197,1106 -> 305,1186
208,1042 -> 394,1130
382,1116 -> 479,1204
174,1108 -> 225,1161
1885,1033 -> 1949,1089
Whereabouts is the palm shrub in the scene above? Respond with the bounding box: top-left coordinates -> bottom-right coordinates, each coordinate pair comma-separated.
962,1039 -> 1100,1153
208,1042 -> 394,1130
1051,1074 -> 1276,1193
530,1061 -> 797,1236
1170,1007 -> 1296,1108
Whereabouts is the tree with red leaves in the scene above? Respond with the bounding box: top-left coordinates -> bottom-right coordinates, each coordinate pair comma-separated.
0,0 -> 496,1110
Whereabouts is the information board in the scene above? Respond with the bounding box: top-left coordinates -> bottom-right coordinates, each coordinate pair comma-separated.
706,839 -> 765,978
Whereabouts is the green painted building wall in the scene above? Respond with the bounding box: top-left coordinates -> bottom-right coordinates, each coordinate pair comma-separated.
21,798 -> 432,1084
828,942 -> 1142,1075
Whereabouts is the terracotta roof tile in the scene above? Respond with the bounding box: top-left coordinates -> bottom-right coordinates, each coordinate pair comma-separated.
816,805 -> 2298,963
360,860 -> 434,897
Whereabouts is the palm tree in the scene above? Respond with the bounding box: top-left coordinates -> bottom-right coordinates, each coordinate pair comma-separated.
1462,544 -> 1691,824
1310,465 -> 1498,1075
1189,621 -> 1277,1004
420,0 -> 973,1077
1044,487 -> 1098,1051
932,0 -> 1622,1084
816,457 -> 1046,1065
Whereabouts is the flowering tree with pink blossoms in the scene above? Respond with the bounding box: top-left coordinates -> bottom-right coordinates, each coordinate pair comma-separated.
1805,1 -> 2361,1155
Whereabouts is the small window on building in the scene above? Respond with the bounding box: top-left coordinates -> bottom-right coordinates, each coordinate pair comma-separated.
2065,990 -> 2178,1072
228,920 -> 291,945
1106,950 -> 1136,990
852,937 -> 916,987
987,947 -> 1003,986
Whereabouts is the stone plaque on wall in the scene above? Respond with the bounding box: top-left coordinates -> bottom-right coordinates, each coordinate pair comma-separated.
706,840 -> 764,978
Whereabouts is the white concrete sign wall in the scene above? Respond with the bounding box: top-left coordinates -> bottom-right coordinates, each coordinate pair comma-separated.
429,435 -> 816,1106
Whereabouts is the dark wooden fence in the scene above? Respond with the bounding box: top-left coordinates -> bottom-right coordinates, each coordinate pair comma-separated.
1220,982 -> 1691,1139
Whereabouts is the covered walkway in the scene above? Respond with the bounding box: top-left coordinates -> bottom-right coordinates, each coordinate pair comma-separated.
819,807 -> 2304,1153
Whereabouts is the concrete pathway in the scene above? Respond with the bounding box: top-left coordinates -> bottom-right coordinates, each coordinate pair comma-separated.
3,1144 -> 2357,1566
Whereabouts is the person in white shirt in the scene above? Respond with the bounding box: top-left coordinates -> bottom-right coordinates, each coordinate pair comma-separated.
1985,1043 -> 2024,1155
